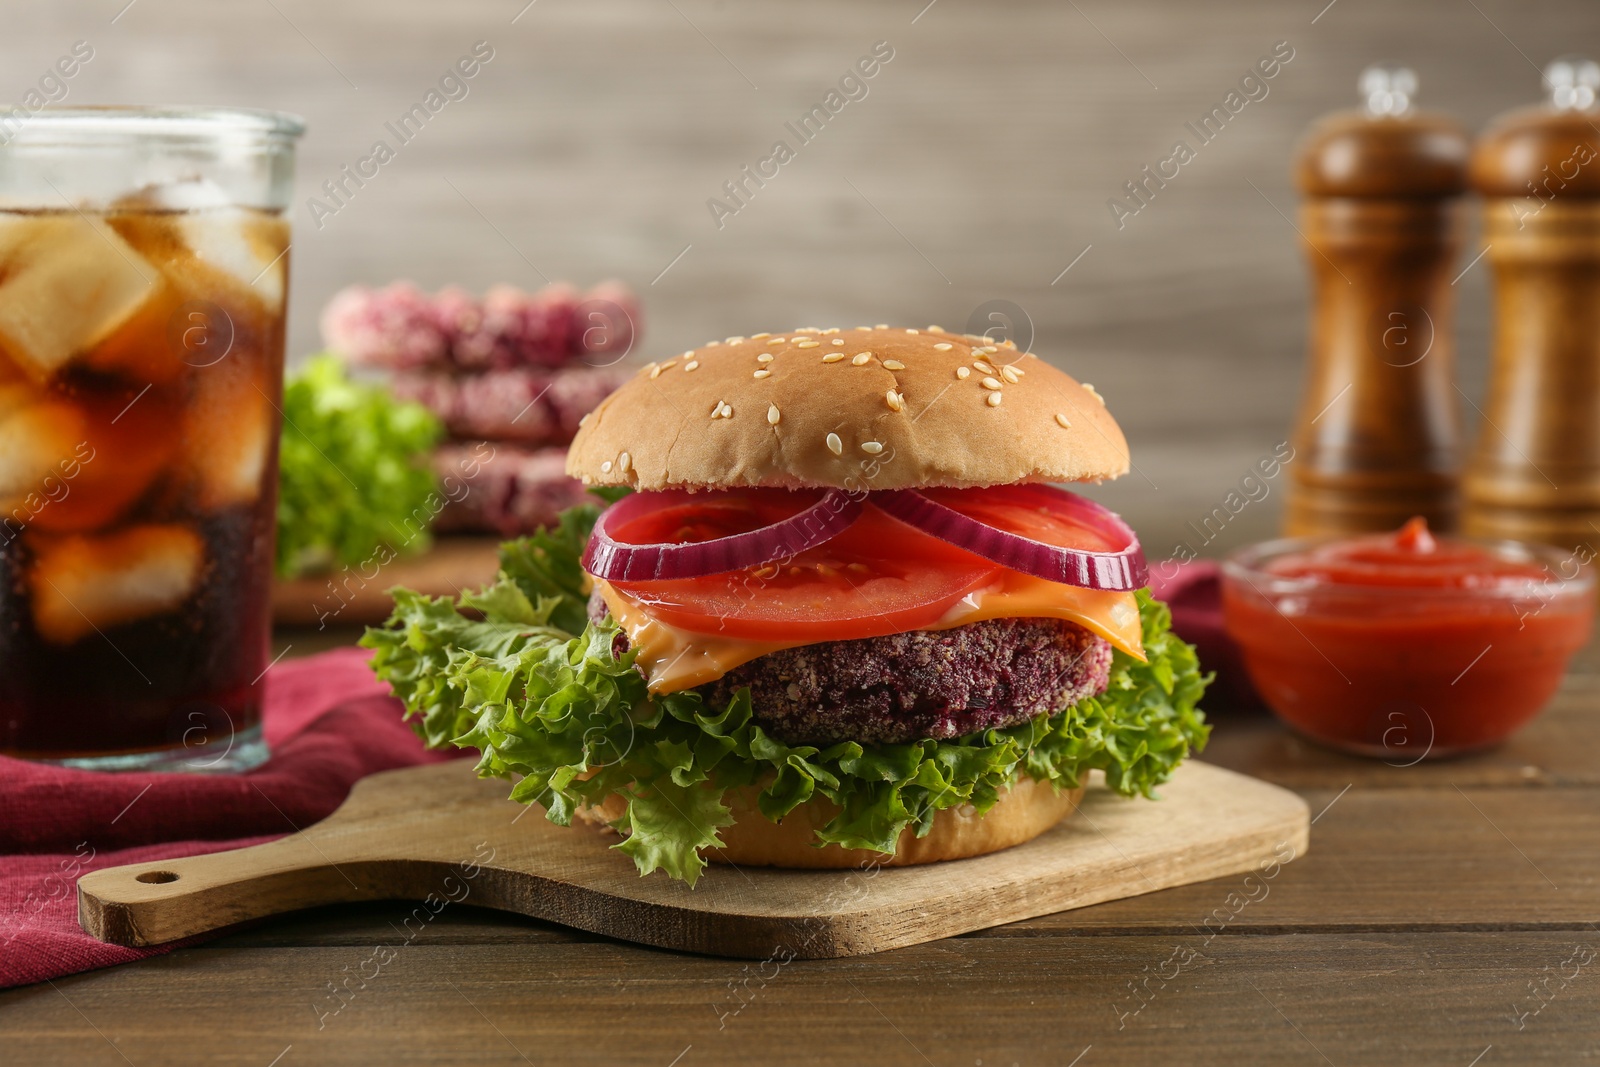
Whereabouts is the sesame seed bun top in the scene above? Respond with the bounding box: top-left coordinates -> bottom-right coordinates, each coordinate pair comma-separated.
565,325 -> 1131,491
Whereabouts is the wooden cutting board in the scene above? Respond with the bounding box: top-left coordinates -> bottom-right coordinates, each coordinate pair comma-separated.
271,537 -> 501,626
78,759 -> 1309,959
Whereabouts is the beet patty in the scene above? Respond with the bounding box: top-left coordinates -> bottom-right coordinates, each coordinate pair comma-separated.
589,593 -> 1114,745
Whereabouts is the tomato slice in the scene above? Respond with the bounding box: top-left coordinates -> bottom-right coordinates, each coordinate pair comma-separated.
609,502 -> 1002,642
918,484 -> 1129,553
600,487 -> 830,547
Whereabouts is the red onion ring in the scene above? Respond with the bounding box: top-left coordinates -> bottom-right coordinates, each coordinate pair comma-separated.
583,489 -> 863,582
874,486 -> 1149,591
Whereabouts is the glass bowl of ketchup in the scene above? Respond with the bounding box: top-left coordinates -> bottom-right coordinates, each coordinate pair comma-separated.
1221,518 -> 1595,760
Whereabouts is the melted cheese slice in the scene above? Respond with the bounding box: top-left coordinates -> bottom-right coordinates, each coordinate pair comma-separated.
595,574 -> 1145,694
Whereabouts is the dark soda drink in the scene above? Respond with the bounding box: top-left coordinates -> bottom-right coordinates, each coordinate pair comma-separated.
0,108 -> 301,770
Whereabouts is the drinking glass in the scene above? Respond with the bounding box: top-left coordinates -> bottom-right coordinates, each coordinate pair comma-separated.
0,107 -> 303,771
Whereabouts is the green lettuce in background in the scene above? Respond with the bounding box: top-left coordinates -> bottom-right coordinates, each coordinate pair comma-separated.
276,354 -> 443,578
362,504 -> 1211,885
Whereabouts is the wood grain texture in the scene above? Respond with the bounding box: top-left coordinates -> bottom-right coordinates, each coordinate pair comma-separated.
271,536 -> 501,626
5,933 -> 1596,1066
76,759 -> 1309,958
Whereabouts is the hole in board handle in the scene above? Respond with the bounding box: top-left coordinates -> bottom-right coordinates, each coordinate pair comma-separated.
135,870 -> 179,884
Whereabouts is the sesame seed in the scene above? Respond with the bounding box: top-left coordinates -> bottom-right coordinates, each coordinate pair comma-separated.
885,390 -> 904,412
933,343 -> 953,351
768,404 -> 781,425
882,359 -> 904,371
856,325 -> 873,331
618,451 -> 631,473
831,338 -> 846,346
661,360 -> 678,371
757,353 -> 775,363
706,340 -> 722,347
874,323 -> 889,329
956,367 -> 971,380
823,327 -> 840,334
649,364 -> 663,379
753,369 -> 771,379
905,328 -> 920,334
1082,383 -> 1105,405
1055,413 -> 1072,428
601,460 -> 613,473
826,432 -> 843,456
986,392 -> 1003,407
767,337 -> 786,344
928,325 -> 945,333
1000,339 -> 1017,349
981,376 -> 1003,390
684,360 -> 699,371
726,336 -> 745,343
1010,366 -> 1026,377
973,360 -> 997,375
975,345 -> 998,355
796,340 -> 821,349
862,441 -> 884,454
851,353 -> 872,366
795,327 -> 820,334
579,412 -> 591,427
822,352 -> 846,363
1000,366 -> 1020,384
752,332 -> 771,339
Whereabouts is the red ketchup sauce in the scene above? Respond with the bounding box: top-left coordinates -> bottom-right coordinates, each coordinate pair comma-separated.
1222,518 -> 1595,759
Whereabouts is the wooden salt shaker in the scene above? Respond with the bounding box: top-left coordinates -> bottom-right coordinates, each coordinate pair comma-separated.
1284,67 -> 1469,536
1463,57 -> 1600,551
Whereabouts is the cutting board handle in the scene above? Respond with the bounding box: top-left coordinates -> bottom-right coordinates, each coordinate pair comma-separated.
75,822 -> 488,947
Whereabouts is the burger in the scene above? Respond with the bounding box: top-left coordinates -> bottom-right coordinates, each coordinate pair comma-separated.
366,325 -> 1209,885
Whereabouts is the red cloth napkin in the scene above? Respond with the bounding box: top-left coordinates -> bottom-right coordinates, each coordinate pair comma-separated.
1148,559 -> 1262,711
0,647 -> 455,989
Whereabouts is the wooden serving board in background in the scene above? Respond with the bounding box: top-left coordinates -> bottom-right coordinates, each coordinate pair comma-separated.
271,536 -> 502,627
78,760 -> 1308,959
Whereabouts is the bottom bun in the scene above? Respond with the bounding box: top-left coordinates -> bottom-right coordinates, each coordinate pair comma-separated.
576,775 -> 1083,869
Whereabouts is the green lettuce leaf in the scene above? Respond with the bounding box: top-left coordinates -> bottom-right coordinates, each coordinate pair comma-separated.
276,354 -> 443,578
363,509 -> 1211,886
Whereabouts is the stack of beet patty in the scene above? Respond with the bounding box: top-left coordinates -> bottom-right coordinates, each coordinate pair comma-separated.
320,280 -> 637,535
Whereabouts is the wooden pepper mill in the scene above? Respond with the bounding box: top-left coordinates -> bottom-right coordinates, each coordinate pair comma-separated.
1463,57 -> 1600,551
1284,66 -> 1469,536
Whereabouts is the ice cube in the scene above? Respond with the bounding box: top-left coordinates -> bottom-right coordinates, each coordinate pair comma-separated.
0,215 -> 159,380
174,209 -> 289,313
115,177 -> 234,213
0,391 -> 87,509
22,384 -> 183,533
29,523 -> 203,644
185,359 -> 272,508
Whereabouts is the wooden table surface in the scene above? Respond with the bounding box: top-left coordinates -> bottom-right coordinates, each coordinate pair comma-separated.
1,629 -> 1596,1065
6,1 -> 1600,1062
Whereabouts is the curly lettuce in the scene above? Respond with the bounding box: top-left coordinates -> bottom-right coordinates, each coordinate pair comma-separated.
276,354 -> 443,578
362,504 -> 1211,885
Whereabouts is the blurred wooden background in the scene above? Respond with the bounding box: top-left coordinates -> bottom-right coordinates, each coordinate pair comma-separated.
8,0 -> 1598,555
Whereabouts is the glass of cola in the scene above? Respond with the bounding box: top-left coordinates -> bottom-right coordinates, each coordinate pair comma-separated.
0,107 -> 302,770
